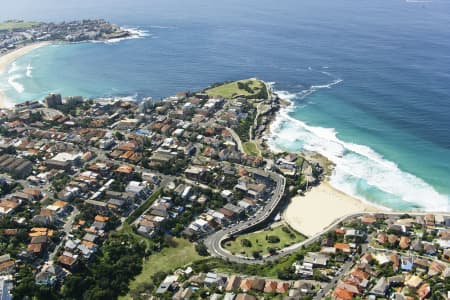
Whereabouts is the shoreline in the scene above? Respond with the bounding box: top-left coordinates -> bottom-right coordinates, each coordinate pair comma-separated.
0,27 -> 146,109
0,41 -> 52,108
265,88 -> 390,236
283,181 -> 384,237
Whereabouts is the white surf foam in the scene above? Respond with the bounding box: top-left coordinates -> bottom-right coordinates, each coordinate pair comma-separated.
103,27 -> 150,44
26,64 -> 33,78
269,85 -> 450,212
8,74 -> 25,93
7,62 -> 18,74
294,78 -> 343,100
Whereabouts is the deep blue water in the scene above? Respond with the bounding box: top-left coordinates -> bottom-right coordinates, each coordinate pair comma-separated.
1,0 -> 449,211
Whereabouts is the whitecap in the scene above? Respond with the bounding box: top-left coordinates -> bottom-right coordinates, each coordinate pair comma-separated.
283,79 -> 343,101
26,64 -> 33,78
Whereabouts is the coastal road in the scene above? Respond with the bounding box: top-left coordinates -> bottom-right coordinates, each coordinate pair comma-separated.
204,207 -> 450,264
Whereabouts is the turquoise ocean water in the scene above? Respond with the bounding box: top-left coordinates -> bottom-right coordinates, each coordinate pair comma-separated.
0,0 -> 449,211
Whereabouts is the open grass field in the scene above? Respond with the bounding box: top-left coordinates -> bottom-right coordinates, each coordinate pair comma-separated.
223,225 -> 306,258
123,237 -> 203,299
0,21 -> 41,31
243,141 -> 260,156
205,78 -> 268,99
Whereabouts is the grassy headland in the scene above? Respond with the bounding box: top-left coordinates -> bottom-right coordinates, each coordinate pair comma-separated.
205,78 -> 269,99
0,21 -> 41,31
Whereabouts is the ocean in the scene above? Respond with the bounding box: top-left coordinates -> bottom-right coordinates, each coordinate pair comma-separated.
1,0 -> 449,211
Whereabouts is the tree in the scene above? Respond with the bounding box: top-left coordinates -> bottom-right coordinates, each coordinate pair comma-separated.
267,247 -> 277,255
267,235 -> 280,243
241,239 -> 252,247
195,242 -> 209,256
114,131 -> 124,140
252,251 -> 261,259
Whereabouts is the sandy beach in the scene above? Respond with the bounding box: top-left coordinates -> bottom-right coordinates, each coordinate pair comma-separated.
284,181 -> 385,237
0,42 -> 51,108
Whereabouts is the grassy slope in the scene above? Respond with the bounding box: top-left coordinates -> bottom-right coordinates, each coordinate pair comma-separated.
205,79 -> 267,99
123,238 -> 203,299
243,141 -> 260,156
0,21 -> 41,31
223,225 -> 306,257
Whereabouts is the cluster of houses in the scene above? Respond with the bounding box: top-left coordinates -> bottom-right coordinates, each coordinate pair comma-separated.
57,214 -> 110,269
0,19 -> 130,53
328,213 -> 450,300
153,268 -> 318,300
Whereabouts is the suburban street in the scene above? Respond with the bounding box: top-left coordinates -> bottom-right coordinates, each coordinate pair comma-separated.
204,168 -> 286,264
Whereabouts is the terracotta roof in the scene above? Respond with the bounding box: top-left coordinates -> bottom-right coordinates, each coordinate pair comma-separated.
3,229 -> 17,235
264,280 -> 278,293
335,228 -> 346,235
399,236 -> 411,249
58,255 -> 76,266
351,269 -> 369,280
276,281 -> 289,293
333,288 -> 354,300
361,216 -> 377,223
27,243 -> 43,253
388,234 -> 398,244
417,283 -> 430,299
53,200 -> 68,208
95,215 -> 109,222
82,240 -> 96,249
0,260 -> 15,271
406,275 -> 423,289
115,165 -> 134,174
225,275 -> 241,291
334,243 -> 351,252
240,279 -> 254,292
377,232 -> 387,244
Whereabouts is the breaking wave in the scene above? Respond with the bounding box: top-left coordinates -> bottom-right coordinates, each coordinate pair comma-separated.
7,74 -> 25,94
268,84 -> 450,212
103,28 -> 151,44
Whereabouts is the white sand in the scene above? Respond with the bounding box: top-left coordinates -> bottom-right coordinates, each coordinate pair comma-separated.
0,42 -> 50,108
284,182 -> 385,237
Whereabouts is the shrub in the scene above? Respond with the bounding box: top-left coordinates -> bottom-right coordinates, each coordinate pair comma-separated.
241,239 -> 252,247
267,235 -> 280,243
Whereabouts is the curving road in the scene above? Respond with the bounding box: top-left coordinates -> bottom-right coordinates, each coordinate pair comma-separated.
205,198 -> 450,264
204,168 -> 286,264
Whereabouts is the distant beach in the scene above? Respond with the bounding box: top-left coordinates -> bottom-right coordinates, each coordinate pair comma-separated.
0,42 -> 51,108
283,182 -> 383,237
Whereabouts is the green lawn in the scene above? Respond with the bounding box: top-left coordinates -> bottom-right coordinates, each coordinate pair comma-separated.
0,21 -> 41,31
122,237 -> 203,299
205,79 -> 268,99
243,141 -> 260,156
223,225 -> 306,258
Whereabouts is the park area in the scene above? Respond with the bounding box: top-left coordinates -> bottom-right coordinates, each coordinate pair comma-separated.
0,21 -> 41,31
223,225 -> 306,258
